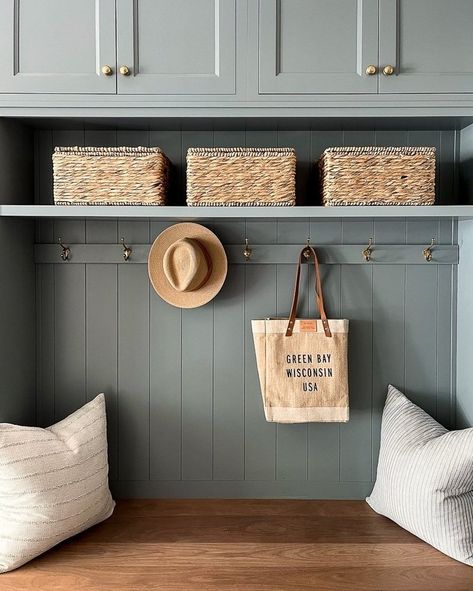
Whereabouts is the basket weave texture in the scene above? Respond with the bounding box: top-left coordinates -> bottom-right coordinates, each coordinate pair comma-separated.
53,147 -> 170,205
186,147 -> 296,206
319,147 -> 436,206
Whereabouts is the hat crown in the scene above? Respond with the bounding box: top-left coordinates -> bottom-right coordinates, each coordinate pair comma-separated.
163,238 -> 210,292
148,222 -> 227,309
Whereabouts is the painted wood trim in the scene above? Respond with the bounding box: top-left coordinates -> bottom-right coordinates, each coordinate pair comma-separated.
456,220 -> 473,428
34,243 -> 459,265
110,480 -> 374,498
4,93 -> 473,108
2,206 -> 472,219
378,0 -> 398,79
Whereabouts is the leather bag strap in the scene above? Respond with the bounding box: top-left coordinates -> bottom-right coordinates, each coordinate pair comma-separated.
286,246 -> 332,338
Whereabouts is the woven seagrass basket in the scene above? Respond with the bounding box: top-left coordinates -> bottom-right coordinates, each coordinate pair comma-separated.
53,147 -> 170,205
319,147 -> 436,206
186,147 -> 296,206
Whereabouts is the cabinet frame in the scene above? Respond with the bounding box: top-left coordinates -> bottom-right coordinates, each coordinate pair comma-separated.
379,0 -> 473,94
116,0 -> 237,95
258,0 -> 379,95
0,0 -> 117,94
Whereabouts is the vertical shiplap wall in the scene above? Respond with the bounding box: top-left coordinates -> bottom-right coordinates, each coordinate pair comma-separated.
34,127 -> 458,498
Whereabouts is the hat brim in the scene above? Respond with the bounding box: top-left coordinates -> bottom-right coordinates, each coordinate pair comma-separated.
148,223 -> 228,309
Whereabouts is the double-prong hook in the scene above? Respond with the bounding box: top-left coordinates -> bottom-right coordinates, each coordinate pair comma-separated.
362,238 -> 373,262
423,238 -> 435,262
120,237 -> 132,261
243,238 -> 252,261
58,238 -> 70,261
303,238 -> 312,260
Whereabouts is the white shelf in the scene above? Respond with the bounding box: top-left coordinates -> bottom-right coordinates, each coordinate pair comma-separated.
1,205 -> 473,220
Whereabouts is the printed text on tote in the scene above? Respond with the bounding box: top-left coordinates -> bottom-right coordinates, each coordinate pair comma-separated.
285,353 -> 333,392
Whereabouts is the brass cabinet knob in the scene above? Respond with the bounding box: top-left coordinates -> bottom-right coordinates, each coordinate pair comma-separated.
383,65 -> 395,76
119,65 -> 131,76
101,65 -> 113,76
365,65 -> 377,76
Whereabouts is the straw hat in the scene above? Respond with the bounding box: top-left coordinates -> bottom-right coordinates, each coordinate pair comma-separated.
148,223 -> 228,308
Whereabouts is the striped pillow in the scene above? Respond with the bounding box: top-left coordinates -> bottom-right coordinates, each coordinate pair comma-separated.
0,394 -> 115,573
367,385 -> 473,566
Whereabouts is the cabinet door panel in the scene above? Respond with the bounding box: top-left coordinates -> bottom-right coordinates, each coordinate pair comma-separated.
0,0 -> 116,93
117,0 -> 236,95
380,0 -> 473,93
259,0 -> 378,94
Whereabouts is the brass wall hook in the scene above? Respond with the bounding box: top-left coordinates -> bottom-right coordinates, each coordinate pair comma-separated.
120,237 -> 132,261
243,238 -> 252,261
303,238 -> 312,260
58,238 -> 70,261
362,238 -> 373,262
423,238 -> 436,262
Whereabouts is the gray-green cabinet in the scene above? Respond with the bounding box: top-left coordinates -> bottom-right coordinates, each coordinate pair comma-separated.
0,0 -> 236,96
258,0 -> 379,94
1,0 -> 473,97
379,0 -> 473,94
0,0 -> 117,93
116,0 -> 236,95
257,0 -> 473,96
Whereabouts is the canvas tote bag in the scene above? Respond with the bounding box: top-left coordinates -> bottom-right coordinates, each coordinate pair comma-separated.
252,246 -> 349,423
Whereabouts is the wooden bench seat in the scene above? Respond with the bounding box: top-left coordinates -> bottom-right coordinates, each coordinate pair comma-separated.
2,500 -> 473,591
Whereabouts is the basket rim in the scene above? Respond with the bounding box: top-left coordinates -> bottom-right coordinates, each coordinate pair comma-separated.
187,147 -> 296,157
54,146 -> 165,156
320,146 -> 436,157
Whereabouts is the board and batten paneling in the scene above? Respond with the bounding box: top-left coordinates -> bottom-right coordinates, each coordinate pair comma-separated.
35,216 -> 457,499
33,126 -> 457,498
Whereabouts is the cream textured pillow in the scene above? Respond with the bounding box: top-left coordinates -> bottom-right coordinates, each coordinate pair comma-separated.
367,385 -> 473,566
0,394 -> 115,573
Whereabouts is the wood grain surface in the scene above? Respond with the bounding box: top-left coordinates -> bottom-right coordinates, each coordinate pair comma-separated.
2,500 -> 473,591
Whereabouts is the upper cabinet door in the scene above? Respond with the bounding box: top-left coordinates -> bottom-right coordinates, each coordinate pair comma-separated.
258,0 -> 379,94
116,0 -> 236,95
0,0 -> 116,93
379,0 -> 473,93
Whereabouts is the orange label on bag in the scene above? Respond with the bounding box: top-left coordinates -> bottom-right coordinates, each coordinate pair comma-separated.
300,320 -> 317,332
